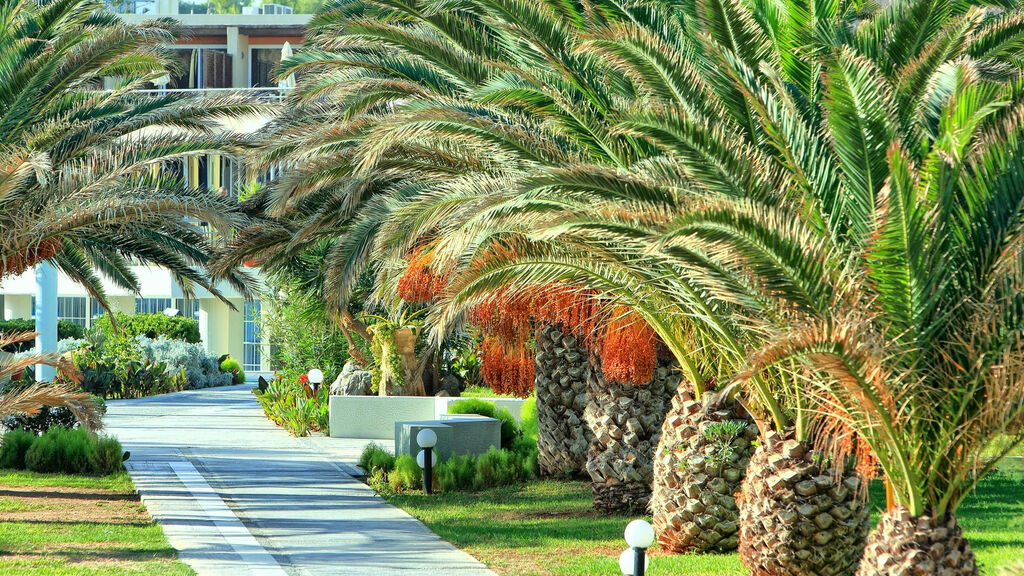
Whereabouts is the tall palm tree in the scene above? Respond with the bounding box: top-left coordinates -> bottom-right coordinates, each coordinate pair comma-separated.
0,0 -> 262,306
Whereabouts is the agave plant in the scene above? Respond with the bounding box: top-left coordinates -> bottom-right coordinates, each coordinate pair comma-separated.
0,0 -> 263,304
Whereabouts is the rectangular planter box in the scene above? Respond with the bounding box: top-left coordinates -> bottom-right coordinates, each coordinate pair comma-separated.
330,395 -> 529,439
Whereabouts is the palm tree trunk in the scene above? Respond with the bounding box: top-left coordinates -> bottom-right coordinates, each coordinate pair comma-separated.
738,431 -> 870,576
534,325 -> 592,477
651,388 -> 756,553
584,353 -> 676,513
857,508 -> 976,576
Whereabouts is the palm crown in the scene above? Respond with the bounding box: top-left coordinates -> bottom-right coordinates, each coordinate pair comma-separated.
0,0 -> 262,304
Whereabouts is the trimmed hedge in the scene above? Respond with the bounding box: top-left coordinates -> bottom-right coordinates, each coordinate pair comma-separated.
96,313 -> 201,343
0,319 -> 85,352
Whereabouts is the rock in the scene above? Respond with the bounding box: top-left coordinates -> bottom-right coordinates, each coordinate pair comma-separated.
330,362 -> 372,396
436,372 -> 462,397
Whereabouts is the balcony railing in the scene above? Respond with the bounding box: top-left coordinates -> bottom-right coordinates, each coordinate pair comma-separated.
133,87 -> 292,100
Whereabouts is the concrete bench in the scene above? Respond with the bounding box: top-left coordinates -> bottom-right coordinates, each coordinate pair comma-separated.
395,416 -> 501,459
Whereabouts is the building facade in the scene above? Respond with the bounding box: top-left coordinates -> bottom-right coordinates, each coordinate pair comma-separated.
0,0 -> 310,373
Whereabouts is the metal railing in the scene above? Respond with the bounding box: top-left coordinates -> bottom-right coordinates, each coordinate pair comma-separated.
133,86 -> 292,100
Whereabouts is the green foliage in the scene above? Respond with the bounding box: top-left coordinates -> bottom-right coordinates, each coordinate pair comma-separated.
448,399 -> 521,449
259,289 -> 357,392
0,429 -> 37,469
437,454 -> 477,492
89,436 -> 127,476
0,320 -> 84,352
219,356 -> 246,384
9,428 -> 124,475
701,420 -> 748,466
24,428 -> 94,474
96,313 -> 200,344
254,375 -> 328,436
389,455 -> 422,491
369,323 -> 402,395
358,442 -> 396,473
2,395 -> 106,434
520,395 -> 538,442
71,334 -> 184,399
137,335 -> 232,389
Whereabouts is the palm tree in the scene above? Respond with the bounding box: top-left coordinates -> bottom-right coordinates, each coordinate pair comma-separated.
0,332 -> 101,430
0,0 -> 262,306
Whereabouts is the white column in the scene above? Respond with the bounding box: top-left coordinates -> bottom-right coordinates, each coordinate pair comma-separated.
34,262 -> 58,381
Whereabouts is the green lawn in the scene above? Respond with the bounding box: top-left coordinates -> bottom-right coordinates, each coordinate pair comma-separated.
385,467 -> 1024,576
0,470 -> 195,576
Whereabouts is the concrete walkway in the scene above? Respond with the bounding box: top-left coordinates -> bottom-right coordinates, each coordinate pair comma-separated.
104,385 -> 496,576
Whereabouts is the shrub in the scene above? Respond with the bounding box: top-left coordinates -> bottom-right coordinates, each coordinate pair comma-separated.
219,356 -> 245,384
254,376 -> 328,437
136,335 -> 231,389
0,320 -> 85,352
25,427 -> 94,474
389,454 -> 422,491
96,313 -> 201,343
57,337 -> 89,353
359,442 -> 396,473
520,395 -> 538,442
448,399 -> 521,448
0,429 -> 37,469
89,436 -> 126,475
437,454 -> 477,492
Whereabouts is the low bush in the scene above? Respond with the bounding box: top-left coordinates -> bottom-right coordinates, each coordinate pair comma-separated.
137,335 -> 231,389
359,442 -> 396,473
0,320 -> 84,352
68,332 -> 185,399
25,427 -> 94,474
0,428 -> 36,469
95,313 -> 201,343
448,399 -> 521,448
90,435 -> 127,475
254,376 -> 328,436
0,427 -> 126,475
219,356 -> 245,384
389,455 -> 422,491
379,437 -> 539,493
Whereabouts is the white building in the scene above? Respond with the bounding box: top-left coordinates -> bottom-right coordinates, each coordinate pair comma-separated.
0,0 -> 312,374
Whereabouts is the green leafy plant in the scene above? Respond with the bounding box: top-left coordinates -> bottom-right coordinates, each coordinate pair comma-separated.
448,399 -> 521,449
519,395 -> 538,442
0,428 -> 36,469
389,454 -> 422,491
95,313 -> 201,344
219,356 -> 245,384
0,320 -> 84,352
358,442 -> 396,473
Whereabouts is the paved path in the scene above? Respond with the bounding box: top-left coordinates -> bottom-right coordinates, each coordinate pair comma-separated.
104,385 -> 496,576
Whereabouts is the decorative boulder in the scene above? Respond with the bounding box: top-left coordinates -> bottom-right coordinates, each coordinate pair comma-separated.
330,361 -> 373,396
436,373 -> 462,397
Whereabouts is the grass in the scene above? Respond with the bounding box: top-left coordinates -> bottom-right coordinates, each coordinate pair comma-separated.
0,469 -> 195,576
384,469 -> 1024,576
460,385 -> 519,398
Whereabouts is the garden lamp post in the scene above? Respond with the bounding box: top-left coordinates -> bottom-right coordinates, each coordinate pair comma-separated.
619,520 -> 654,576
308,369 -> 324,394
416,429 -> 437,494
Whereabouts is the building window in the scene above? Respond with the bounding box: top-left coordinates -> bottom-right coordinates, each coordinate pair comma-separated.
243,301 -> 261,372
136,298 -> 173,315
57,297 -> 88,328
174,298 -> 200,320
154,48 -> 231,90
250,48 -> 282,88
90,298 -> 106,321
